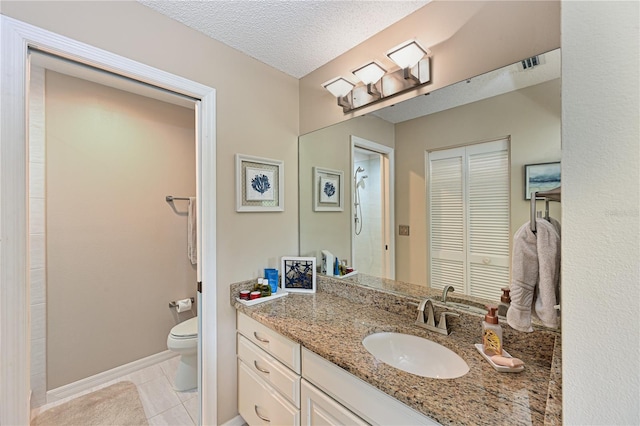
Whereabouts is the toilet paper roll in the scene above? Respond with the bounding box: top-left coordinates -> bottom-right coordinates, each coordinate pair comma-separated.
176,298 -> 192,313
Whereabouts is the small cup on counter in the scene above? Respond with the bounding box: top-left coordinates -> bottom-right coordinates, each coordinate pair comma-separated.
249,291 -> 261,300
239,290 -> 250,300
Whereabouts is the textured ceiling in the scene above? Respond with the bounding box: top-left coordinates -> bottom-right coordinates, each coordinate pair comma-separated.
137,1 -> 429,79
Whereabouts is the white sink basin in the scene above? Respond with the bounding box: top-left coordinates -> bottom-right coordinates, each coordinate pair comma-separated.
362,332 -> 469,379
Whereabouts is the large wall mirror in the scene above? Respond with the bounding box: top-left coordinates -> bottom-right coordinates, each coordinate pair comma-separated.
299,48 -> 561,306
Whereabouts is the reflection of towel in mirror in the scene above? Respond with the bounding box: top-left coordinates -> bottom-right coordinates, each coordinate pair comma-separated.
534,219 -> 560,328
507,219 -> 561,332
188,197 -> 197,265
506,222 -> 539,332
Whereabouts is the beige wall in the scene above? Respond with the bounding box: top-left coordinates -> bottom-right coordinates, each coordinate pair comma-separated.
1,1 -> 299,422
561,2 -> 639,423
299,1 -> 560,134
395,79 -> 561,285
299,115 -> 394,263
45,71 -> 197,389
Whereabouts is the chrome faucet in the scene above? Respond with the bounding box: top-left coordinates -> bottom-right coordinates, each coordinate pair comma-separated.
415,297 -> 459,336
442,285 -> 455,304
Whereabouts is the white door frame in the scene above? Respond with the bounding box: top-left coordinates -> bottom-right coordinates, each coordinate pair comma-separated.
0,16 -> 217,425
350,136 -> 395,280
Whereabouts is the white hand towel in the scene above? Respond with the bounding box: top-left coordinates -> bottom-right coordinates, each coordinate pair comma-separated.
188,197 -> 197,265
506,222 -> 539,332
534,219 -> 561,328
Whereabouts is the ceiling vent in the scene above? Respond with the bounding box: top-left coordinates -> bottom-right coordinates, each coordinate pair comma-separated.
519,54 -> 546,71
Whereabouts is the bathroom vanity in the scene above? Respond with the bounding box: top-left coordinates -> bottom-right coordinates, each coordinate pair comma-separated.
232,275 -> 562,425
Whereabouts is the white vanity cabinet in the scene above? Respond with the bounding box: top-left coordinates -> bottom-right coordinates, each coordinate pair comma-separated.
237,312 -> 301,425
302,348 -> 439,426
301,379 -> 368,426
237,311 -> 439,426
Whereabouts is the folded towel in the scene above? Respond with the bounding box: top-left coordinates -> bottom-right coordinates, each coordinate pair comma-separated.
506,221 -> 539,332
534,219 -> 560,328
188,197 -> 197,265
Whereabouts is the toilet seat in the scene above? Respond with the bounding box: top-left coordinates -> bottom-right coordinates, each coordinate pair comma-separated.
170,317 -> 198,339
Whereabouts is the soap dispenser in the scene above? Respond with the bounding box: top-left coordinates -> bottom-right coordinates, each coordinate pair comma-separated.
498,287 -> 511,317
482,306 -> 503,356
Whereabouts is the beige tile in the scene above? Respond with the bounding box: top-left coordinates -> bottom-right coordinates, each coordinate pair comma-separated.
183,396 -> 199,425
137,375 -> 181,419
159,356 -> 180,381
123,363 -> 165,386
148,404 -> 195,426
175,387 -> 197,403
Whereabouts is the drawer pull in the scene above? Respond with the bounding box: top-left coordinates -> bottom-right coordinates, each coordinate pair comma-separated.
254,405 -> 271,423
254,331 -> 270,343
254,360 -> 270,374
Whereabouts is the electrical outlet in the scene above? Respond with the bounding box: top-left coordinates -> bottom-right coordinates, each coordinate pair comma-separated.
399,225 -> 410,236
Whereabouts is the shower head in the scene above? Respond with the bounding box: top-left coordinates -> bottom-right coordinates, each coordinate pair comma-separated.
356,166 -> 365,173
356,175 -> 368,189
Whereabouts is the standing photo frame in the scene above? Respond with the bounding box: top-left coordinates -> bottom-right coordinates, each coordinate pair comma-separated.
236,154 -> 284,212
280,256 -> 316,293
524,161 -> 561,200
313,167 -> 344,212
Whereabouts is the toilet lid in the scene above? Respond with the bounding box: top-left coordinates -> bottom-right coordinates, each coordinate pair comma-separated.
170,317 -> 198,338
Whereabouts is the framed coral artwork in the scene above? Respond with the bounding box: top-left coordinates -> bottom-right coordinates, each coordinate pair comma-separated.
236,154 -> 284,212
313,167 -> 344,212
280,256 -> 316,293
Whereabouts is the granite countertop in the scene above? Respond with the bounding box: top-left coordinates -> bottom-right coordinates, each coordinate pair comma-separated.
231,275 -> 562,425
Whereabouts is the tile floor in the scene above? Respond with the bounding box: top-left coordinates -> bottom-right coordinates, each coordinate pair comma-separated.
31,355 -> 199,425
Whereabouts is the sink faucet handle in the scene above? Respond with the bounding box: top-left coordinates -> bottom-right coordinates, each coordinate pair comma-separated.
437,311 -> 459,334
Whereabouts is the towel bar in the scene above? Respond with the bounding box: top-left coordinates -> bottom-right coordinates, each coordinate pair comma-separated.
166,195 -> 192,202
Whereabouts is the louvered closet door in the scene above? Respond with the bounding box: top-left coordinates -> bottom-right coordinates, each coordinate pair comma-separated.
428,147 -> 466,293
466,140 -> 510,300
428,140 -> 510,300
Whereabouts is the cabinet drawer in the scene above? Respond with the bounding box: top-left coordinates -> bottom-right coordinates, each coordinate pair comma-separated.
301,379 -> 368,426
237,311 -> 301,373
302,348 -> 438,425
238,360 -> 300,426
238,334 -> 301,408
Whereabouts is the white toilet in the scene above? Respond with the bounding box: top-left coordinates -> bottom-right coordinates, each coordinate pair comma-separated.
167,316 -> 198,391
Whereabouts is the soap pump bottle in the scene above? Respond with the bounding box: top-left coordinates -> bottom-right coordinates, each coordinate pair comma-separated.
498,287 -> 511,317
482,306 -> 503,356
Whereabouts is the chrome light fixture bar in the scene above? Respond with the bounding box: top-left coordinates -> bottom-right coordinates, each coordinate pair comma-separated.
323,39 -> 431,113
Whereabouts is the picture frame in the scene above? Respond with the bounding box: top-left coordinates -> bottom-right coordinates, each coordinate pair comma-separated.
236,154 -> 284,212
280,256 -> 316,293
524,162 -> 561,200
313,167 -> 344,211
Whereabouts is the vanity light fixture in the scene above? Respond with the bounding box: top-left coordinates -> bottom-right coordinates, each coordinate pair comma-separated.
322,77 -> 355,111
322,39 -> 431,113
387,39 -> 428,82
352,61 -> 386,98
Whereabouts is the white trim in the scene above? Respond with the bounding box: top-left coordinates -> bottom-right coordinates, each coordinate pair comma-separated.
46,350 -> 177,402
350,136 -> 396,280
220,415 -> 247,426
0,16 -> 217,425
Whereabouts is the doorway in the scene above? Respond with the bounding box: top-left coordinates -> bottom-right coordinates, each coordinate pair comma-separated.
0,16 -> 217,425
351,136 -> 395,279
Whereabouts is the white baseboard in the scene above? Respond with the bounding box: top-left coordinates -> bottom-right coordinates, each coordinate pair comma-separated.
46,350 -> 176,402
220,414 -> 246,426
